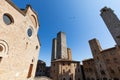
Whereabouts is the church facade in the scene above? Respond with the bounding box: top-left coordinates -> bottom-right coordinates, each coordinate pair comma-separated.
0,0 -> 40,80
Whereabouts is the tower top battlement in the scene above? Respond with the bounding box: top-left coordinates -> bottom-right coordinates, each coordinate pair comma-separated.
57,31 -> 66,36
100,7 -> 113,14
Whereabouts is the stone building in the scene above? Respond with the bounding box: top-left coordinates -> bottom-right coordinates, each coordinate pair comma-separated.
89,39 -> 111,80
51,38 -> 57,61
67,48 -> 72,60
82,58 -> 98,80
100,7 -> 120,46
35,60 -> 46,76
89,39 -> 120,80
34,76 -> 52,80
35,60 -> 51,77
0,0 -> 40,80
85,7 -> 120,80
56,32 -> 68,59
51,59 -> 82,80
51,32 -> 72,61
45,66 -> 51,77
50,32 -> 83,80
100,45 -> 120,80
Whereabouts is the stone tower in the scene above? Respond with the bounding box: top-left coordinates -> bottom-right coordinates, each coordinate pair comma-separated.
89,38 -> 102,56
51,32 -> 83,80
100,7 -> 120,46
67,48 -> 72,60
89,39 -> 111,79
57,32 -> 68,59
51,38 -> 57,61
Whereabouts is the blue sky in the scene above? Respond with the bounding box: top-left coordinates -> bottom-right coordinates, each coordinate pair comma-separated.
13,0 -> 120,66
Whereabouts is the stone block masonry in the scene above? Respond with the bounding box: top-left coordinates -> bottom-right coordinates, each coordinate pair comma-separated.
0,0 -> 40,80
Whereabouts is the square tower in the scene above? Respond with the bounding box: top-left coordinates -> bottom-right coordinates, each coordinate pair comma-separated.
67,48 -> 72,60
89,38 -> 102,57
100,7 -> 120,46
57,32 -> 68,59
51,38 -> 57,61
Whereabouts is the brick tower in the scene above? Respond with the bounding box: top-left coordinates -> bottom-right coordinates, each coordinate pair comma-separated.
100,7 -> 120,46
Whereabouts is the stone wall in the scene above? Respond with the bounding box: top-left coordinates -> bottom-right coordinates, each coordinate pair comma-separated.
0,0 -> 40,80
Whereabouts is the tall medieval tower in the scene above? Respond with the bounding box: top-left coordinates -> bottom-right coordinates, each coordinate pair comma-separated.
57,32 -> 68,59
67,48 -> 72,60
51,38 -> 57,61
89,38 -> 102,56
100,7 -> 120,46
51,32 -> 68,61
50,32 -> 82,80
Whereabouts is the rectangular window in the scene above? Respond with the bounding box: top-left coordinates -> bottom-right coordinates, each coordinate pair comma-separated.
113,58 -> 118,63
0,57 -> 2,62
106,59 -> 110,64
